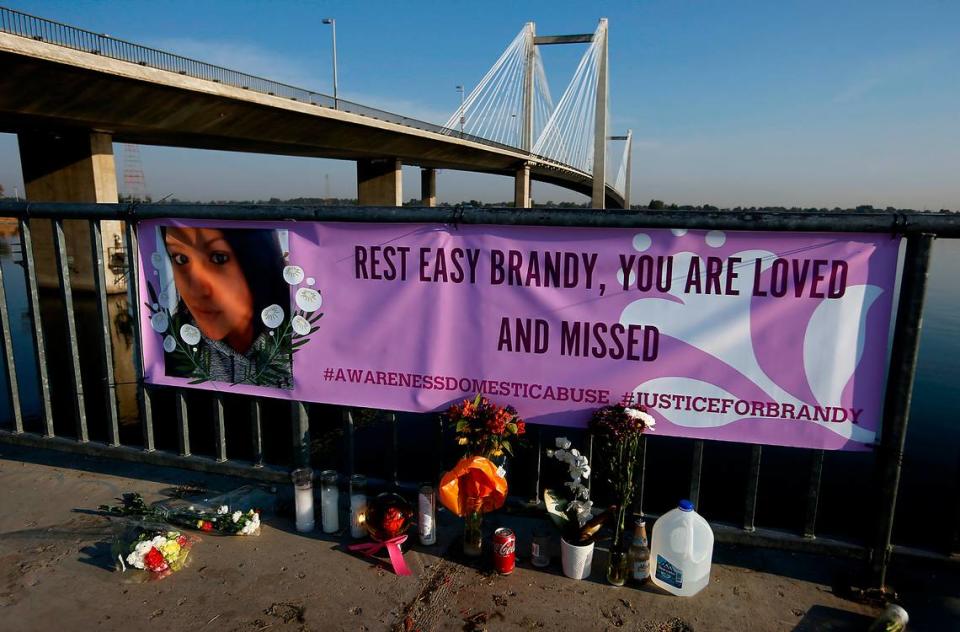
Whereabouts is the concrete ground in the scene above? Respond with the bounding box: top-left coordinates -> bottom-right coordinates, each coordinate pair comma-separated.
1,444 -> 957,632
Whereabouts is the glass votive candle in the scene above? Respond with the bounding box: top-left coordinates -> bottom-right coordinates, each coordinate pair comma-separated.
319,469 -> 340,534
349,474 -> 368,539
531,528 -> 551,567
418,483 -> 437,546
291,467 -> 315,533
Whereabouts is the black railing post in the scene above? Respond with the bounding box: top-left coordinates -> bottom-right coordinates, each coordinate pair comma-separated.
292,401 -> 309,468
870,233 -> 934,587
743,445 -> 762,532
18,218 -> 53,435
803,449 -> 824,539
123,218 -> 154,450
0,252 -> 23,433
89,219 -> 120,445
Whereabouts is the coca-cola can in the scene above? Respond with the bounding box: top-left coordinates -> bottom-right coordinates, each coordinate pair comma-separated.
492,527 -> 516,574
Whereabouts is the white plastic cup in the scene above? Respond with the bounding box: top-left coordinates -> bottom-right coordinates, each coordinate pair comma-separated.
560,538 -> 594,580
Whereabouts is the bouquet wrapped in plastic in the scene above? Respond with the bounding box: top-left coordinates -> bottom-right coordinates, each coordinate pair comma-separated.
112,522 -> 197,581
100,486 -> 267,536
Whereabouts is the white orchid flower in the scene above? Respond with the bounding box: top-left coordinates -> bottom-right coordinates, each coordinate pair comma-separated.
569,458 -> 590,481
232,511 -> 242,523
217,505 -> 229,515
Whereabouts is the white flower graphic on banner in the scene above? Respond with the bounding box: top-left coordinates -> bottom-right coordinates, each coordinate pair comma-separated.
291,315 -> 311,336
261,304 -> 285,329
179,324 -> 201,346
150,312 -> 168,333
295,288 -> 322,312
283,265 -> 305,285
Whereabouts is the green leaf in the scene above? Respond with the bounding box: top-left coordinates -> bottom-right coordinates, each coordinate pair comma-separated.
309,312 -> 324,324
502,440 -> 513,456
455,420 -> 469,433
543,489 -> 570,530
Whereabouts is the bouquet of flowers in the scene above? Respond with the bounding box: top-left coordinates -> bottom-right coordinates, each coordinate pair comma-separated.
447,394 -> 526,459
100,492 -> 261,536
113,524 -> 196,581
588,404 -> 656,583
544,437 -> 611,544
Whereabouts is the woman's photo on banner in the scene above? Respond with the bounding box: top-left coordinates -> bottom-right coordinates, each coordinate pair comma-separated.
144,225 -> 322,390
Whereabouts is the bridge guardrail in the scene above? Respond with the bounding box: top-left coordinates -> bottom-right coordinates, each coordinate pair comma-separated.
0,5 -> 588,176
0,202 -> 957,589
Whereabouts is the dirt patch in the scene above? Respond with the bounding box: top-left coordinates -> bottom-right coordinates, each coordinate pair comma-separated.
264,601 -> 306,624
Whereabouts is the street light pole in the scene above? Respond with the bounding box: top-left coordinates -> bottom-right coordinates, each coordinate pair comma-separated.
456,85 -> 465,135
322,18 -> 338,106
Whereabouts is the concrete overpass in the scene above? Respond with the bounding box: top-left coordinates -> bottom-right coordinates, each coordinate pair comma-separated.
0,31 -> 626,210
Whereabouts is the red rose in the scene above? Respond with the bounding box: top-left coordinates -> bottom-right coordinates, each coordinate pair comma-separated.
381,507 -> 406,539
516,421 -> 526,435
200,520 -> 213,532
144,547 -> 169,573
177,535 -> 188,547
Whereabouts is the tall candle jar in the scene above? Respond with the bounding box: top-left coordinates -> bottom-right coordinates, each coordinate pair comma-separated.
349,474 -> 368,539
319,469 -> 340,534
291,467 -> 315,533
418,483 -> 437,545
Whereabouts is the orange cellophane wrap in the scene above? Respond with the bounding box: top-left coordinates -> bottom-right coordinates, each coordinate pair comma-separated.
439,456 -> 508,517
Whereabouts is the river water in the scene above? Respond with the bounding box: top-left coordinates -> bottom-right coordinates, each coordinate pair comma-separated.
0,231 -> 956,552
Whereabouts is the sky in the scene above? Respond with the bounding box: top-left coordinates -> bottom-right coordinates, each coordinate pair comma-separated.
1,0 -> 958,208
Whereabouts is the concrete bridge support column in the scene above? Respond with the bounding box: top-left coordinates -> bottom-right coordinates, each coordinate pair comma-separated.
17,130 -> 124,293
514,163 -> 531,209
357,158 -> 402,206
420,168 -> 437,207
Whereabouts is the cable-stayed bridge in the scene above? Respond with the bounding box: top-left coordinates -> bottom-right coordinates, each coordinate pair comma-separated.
0,7 -> 629,208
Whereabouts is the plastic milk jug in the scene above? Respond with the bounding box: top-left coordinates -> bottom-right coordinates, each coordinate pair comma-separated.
650,500 -> 714,596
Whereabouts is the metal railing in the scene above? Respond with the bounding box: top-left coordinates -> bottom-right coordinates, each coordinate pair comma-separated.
0,6 -> 591,178
0,202 -> 958,588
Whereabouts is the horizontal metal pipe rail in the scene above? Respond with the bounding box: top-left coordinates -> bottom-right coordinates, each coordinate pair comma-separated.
0,202 -> 957,235
0,202 -> 956,585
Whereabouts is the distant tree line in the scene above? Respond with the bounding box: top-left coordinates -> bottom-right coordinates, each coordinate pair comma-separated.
639,200 -> 955,213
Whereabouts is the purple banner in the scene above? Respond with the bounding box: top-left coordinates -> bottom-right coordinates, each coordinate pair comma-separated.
138,220 -> 900,451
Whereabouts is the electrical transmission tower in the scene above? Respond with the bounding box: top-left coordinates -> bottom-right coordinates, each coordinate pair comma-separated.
122,143 -> 150,202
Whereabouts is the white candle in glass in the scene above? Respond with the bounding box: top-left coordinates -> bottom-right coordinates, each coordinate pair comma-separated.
320,470 -> 339,534
350,493 -> 367,538
291,467 -> 314,533
295,486 -> 315,532
349,474 -> 367,539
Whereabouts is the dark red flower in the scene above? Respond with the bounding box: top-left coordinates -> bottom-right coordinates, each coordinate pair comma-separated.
176,535 -> 188,547
200,520 -> 213,532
